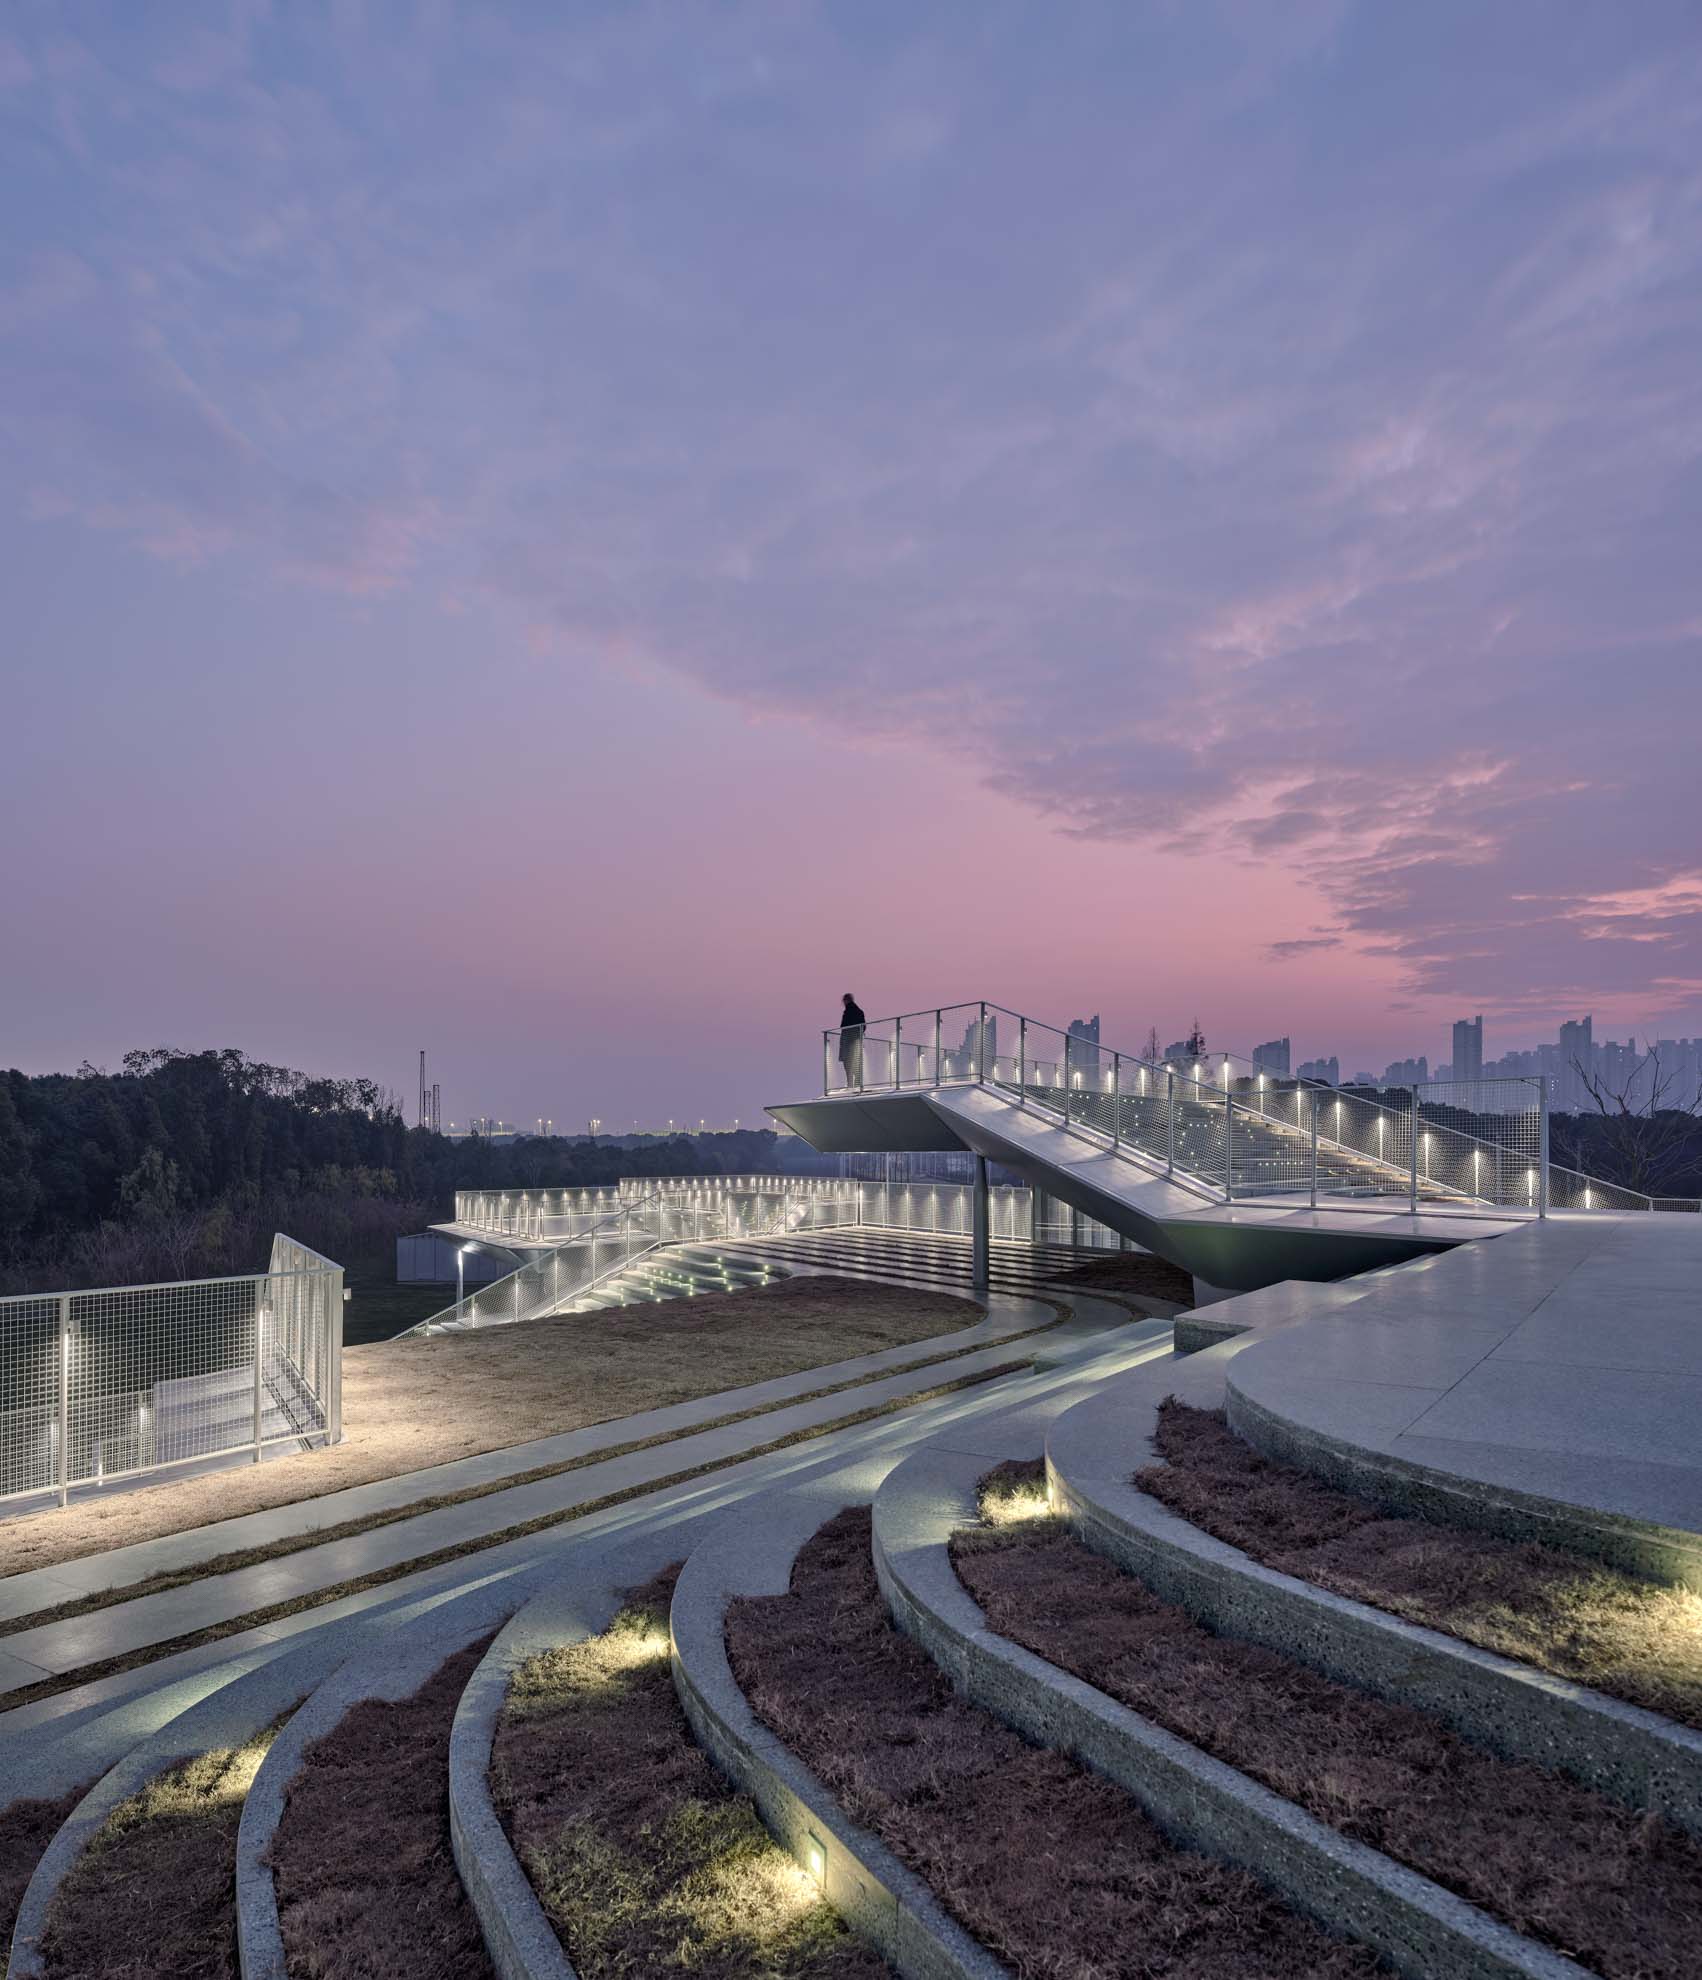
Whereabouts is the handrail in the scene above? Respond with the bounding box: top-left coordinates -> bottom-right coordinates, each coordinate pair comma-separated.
410,1191 -> 666,1333
819,997 -> 1680,1216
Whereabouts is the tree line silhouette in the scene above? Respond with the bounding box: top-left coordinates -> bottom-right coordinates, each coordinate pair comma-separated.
0,1048 -> 789,1295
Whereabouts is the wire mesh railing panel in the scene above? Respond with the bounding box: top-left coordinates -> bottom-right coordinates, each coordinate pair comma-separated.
71,1276 -> 260,1485
0,1295 -> 59,1500
0,1238 -> 342,1507
1546,1165 -> 1654,1213
1114,1058 -> 1174,1175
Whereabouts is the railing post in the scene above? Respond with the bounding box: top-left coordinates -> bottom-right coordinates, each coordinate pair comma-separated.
823,1030 -> 831,1095
1538,1078 -> 1549,1219
253,1284 -> 265,1463
977,1002 -> 987,1082
1309,1092 -> 1319,1209
1112,1052 -> 1121,1153
1019,1017 -> 1027,1106
894,1015 -> 902,1091
934,1009 -> 942,1084
1224,1089 -> 1233,1202
1409,1090 -> 1419,1213
1166,1070 -> 1175,1177
57,1293 -> 71,1507
329,1268 -> 344,1444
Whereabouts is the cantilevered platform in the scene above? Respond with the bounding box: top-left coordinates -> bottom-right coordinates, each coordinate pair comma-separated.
769,1085 -> 1526,1290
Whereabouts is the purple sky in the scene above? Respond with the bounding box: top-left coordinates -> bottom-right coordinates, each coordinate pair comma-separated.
3,3 -> 1700,1126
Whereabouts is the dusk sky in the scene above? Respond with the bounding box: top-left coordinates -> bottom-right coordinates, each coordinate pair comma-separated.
4,2 -> 1701,1126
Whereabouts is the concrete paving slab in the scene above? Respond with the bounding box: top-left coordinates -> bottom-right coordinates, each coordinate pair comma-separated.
1225,1213 -> 1702,1581
0,1292 -> 1060,1614
1408,1359 -> 1702,1471
0,1316 -> 1133,1703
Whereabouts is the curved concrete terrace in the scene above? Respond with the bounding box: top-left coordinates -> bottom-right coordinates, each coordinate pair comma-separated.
1223,1212 -> 1702,1586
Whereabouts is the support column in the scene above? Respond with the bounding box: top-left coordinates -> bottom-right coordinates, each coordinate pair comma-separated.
971,1155 -> 990,1293
1031,1184 -> 1051,1249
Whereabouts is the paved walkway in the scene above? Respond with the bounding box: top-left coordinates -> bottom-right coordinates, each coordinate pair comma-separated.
0,1290 -> 1075,1626
1226,1212 -> 1702,1566
0,1319 -> 1173,1790
0,1297 -> 1151,1698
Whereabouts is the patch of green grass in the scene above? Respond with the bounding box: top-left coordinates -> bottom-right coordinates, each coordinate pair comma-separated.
342,1280 -> 458,1345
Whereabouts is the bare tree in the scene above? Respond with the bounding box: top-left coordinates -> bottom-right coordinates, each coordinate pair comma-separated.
1555,1047 -> 1702,1200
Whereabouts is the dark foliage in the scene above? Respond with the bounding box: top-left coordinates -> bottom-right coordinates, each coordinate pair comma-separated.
0,1048 -> 791,1292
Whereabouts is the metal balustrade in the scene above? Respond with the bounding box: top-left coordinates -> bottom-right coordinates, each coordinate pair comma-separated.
451,1176 -> 853,1243
822,1000 -> 1687,1216
0,1233 -> 344,1510
418,1182 -> 866,1332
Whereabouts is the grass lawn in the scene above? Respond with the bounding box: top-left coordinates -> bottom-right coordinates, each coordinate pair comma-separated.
0,1275 -> 986,1581
343,1278 -> 460,1345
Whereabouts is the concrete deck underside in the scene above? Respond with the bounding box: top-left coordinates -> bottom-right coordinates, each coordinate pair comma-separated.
769,1084 -> 1527,1288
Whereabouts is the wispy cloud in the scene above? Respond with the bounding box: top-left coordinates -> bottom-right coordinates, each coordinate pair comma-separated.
2,1 -> 1699,1036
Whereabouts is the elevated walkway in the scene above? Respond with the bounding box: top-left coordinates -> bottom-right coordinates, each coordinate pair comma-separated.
770,1084 -> 1526,1290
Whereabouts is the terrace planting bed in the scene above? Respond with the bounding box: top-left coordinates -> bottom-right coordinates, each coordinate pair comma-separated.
37,1734 -> 277,1980
954,1462 -> 1702,1980
0,1789 -> 88,1959
1045,1251 -> 1195,1304
1139,1401 -> 1702,1731
725,1506 -> 1385,1980
0,1275 -> 984,1580
267,1643 -> 494,1980
492,1569 -> 882,1979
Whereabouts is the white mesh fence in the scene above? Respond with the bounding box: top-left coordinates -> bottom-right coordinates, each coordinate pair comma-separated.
0,1233 -> 343,1509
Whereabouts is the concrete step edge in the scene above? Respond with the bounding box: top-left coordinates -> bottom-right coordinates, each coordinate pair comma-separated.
1044,1353 -> 1702,1836
871,1444 -> 1587,1980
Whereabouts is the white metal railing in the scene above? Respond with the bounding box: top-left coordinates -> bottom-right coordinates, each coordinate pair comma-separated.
0,1233 -> 344,1510
416,1181 -> 867,1332
451,1176 -> 853,1243
821,1000 -> 1693,1217
421,1167 -> 1146,1335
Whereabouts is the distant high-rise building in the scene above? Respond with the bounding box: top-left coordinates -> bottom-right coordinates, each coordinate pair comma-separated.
1557,1016 -> 1593,1112
1451,1015 -> 1484,1083
1296,1055 -> 1339,1086
958,1010 -> 998,1076
1382,1055 -> 1429,1087
1066,1014 -> 1100,1072
1252,1036 -> 1291,1076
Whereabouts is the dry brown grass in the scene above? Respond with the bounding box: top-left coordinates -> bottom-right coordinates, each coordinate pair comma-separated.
0,1276 -> 982,1581
0,1784 -> 90,1956
1046,1252 -> 1195,1303
39,1730 -> 279,1980
1138,1401 -> 1702,1730
493,1570 -> 882,1978
0,1362 -> 1024,1717
267,1643 -> 492,1980
726,1507 -> 1384,1980
955,1484 -> 1702,1980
